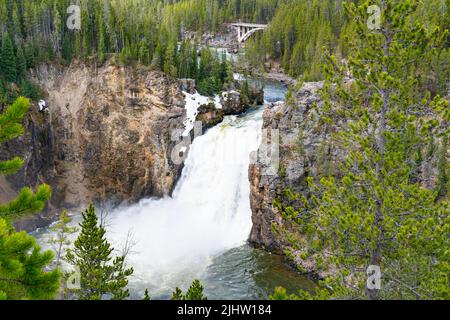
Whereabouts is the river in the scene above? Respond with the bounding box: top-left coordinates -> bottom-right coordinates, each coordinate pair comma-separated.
34,78 -> 315,300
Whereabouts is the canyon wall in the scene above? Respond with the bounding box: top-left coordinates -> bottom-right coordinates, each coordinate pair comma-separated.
1,61 -> 187,229
249,82 -> 327,251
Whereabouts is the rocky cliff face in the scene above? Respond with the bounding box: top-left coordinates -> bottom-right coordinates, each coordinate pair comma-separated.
1,61 -> 187,229
0,106 -> 56,229
249,82 -> 328,251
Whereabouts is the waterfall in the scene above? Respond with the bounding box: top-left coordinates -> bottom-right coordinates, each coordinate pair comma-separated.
107,109 -> 264,297
32,77 -> 302,300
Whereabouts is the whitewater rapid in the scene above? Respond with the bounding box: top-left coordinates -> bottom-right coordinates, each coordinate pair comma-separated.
106,108 -> 264,296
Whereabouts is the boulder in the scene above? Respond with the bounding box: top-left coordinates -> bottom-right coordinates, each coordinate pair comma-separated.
178,78 -> 197,94
221,91 -> 244,115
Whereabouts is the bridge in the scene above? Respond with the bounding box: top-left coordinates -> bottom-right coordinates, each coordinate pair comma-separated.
230,23 -> 267,43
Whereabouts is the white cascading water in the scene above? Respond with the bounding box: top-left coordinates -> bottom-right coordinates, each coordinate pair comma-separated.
106,109 -> 264,296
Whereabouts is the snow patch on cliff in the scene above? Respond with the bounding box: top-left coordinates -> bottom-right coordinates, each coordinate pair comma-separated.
183,92 -> 222,136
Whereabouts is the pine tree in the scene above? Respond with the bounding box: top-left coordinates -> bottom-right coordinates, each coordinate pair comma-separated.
48,211 -> 78,267
0,98 -> 52,218
177,41 -> 191,79
19,79 -> 40,101
0,220 -> 60,300
24,43 -> 35,69
17,0 -> 26,39
1,33 -> 16,82
239,80 -> 251,106
0,97 -> 59,300
190,43 -> 198,80
198,48 -> 212,82
52,3 -> 62,54
82,31 -> 90,61
184,280 -> 207,300
171,287 -> 184,300
138,40 -> 150,66
5,0 -> 14,36
163,42 -> 178,78
274,0 -> 450,300
220,50 -> 231,87
0,80 -> 7,105
74,32 -> 81,59
16,47 -> 26,81
436,135 -> 449,200
143,289 -> 151,300
171,280 -> 207,300
97,18 -> 107,64
66,204 -> 133,300
62,36 -> 72,66
48,211 -> 78,299
151,43 -> 163,70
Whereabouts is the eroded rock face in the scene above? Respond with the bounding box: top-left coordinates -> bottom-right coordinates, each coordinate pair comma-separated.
249,82 -> 327,251
0,107 -> 56,229
1,61 -> 187,229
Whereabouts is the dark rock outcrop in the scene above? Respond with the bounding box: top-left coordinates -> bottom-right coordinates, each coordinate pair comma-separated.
220,85 -> 265,115
178,78 -> 197,94
221,91 -> 244,115
195,86 -> 265,131
196,103 -> 224,130
246,85 -> 265,106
